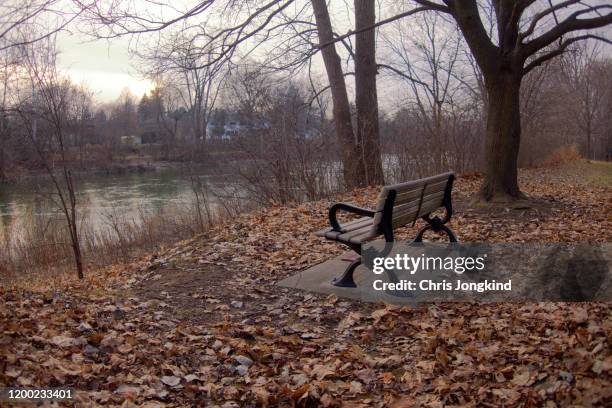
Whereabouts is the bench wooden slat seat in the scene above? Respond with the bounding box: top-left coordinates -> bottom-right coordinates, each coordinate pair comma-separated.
315,172 -> 458,287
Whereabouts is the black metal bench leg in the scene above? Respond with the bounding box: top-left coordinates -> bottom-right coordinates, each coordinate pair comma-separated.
413,224 -> 458,243
413,225 -> 430,243
332,257 -> 361,287
442,225 -> 458,242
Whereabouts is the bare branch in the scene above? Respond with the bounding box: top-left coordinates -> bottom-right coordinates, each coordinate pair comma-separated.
519,0 -> 582,42
315,4 -> 449,50
522,5 -> 612,57
306,71 -> 355,107
412,0 -> 450,13
524,34 -> 611,74
443,0 -> 498,75
0,0 -> 81,51
73,0 -> 216,36
377,63 -> 429,87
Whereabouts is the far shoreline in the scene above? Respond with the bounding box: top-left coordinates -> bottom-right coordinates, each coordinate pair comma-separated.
0,159 -> 217,185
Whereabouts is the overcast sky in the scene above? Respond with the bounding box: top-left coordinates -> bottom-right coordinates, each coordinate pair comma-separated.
57,32 -> 153,103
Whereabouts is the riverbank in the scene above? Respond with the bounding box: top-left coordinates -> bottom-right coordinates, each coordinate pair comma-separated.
1,160 -> 610,406
0,159 -> 204,185
0,159 -> 255,284
0,147 -> 285,184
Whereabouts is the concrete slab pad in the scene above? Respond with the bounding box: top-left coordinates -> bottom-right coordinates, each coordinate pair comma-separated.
278,252 -> 417,304
280,243 -> 612,303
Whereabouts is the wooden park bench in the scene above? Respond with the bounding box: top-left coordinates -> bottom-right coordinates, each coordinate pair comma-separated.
315,172 -> 458,287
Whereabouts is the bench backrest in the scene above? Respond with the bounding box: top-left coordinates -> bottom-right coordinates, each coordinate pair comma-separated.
371,172 -> 454,236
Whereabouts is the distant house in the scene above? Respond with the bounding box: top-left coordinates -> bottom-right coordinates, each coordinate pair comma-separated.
207,114 -> 303,142
120,135 -> 142,146
299,130 -> 316,140
222,121 -> 247,140
206,122 -> 217,139
215,117 -> 271,141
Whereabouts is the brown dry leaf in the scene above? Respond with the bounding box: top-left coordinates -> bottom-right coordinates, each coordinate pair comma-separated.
371,308 -> 390,323
349,380 -> 363,394
492,388 -> 521,403
338,312 -> 362,330
311,364 -> 336,380
511,369 -> 532,386
115,384 -> 141,399
572,308 -> 589,324
223,385 -> 240,400
252,386 -> 270,407
160,376 -> 180,387
50,334 -> 81,348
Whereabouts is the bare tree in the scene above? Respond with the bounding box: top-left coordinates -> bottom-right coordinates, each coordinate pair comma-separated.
225,63 -> 272,122
354,0 -> 384,184
0,1 -> 78,180
408,0 -> 611,200
16,38 -> 86,279
0,0 -> 79,51
0,45 -> 20,179
108,88 -> 140,160
223,68 -> 339,203
516,52 -> 557,166
596,59 -> 612,159
558,41 -> 607,160
153,81 -> 186,159
381,12 -> 470,173
310,0 -> 365,187
137,30 -> 226,147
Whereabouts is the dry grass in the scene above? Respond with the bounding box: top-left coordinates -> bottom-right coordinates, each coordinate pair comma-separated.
0,200 -> 239,288
541,144 -> 582,166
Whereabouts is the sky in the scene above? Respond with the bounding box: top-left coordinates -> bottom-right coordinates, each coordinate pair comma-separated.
57,32 -> 153,103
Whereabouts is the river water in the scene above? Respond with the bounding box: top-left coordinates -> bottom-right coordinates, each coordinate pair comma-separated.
0,155 -> 404,249
0,167 -> 246,243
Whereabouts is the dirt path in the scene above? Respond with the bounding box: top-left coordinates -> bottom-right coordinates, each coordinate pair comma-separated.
130,264 -> 237,325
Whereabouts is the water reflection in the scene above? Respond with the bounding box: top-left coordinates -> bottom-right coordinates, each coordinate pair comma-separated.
0,168 -> 244,243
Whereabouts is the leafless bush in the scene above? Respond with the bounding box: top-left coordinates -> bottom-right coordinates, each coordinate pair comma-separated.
382,106 -> 483,183
216,68 -> 342,205
541,145 -> 583,167
518,43 -> 612,167
0,200 -> 217,283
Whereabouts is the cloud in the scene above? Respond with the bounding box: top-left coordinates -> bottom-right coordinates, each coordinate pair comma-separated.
63,68 -> 152,101
57,33 -> 151,101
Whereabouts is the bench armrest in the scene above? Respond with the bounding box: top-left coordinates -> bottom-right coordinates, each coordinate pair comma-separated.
329,202 -> 376,231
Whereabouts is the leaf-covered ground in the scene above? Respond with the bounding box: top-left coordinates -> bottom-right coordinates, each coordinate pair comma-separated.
1,161 -> 610,407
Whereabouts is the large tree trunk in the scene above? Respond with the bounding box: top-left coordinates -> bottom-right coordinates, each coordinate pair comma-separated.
354,0 -> 384,185
480,73 -> 523,201
311,0 -> 364,189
